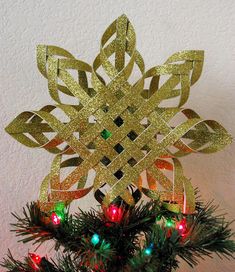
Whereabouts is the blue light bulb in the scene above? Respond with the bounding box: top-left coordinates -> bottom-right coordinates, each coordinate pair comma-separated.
91,233 -> 100,246
144,247 -> 152,256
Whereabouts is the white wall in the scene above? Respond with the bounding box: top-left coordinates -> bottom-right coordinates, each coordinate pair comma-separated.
1,1 -> 235,271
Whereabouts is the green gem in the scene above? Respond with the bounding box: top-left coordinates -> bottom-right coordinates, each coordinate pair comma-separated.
101,129 -> 112,140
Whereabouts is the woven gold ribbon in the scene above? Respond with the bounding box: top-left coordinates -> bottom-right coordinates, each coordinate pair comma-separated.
5,15 -> 232,214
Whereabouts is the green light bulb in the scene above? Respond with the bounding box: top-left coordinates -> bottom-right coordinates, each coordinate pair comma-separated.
55,202 -> 65,211
156,214 -> 162,222
166,219 -> 174,228
55,211 -> 65,221
53,202 -> 65,222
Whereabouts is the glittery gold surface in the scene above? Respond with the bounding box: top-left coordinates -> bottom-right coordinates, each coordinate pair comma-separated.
5,14 -> 232,213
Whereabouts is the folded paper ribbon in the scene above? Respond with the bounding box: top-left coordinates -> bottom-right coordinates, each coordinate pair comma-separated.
5,14 -> 232,214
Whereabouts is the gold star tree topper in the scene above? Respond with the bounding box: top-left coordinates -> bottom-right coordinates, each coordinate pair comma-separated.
5,15 -> 232,214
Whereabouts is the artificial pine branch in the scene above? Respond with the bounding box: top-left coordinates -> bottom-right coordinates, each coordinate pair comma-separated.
2,197 -> 234,272
0,250 -> 60,272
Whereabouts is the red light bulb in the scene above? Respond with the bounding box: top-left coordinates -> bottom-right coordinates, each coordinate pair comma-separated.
177,218 -> 187,236
110,206 -> 117,218
104,204 -> 124,223
29,253 -> 41,270
178,224 -> 184,230
51,212 -> 61,225
29,253 -> 41,264
94,264 -> 99,270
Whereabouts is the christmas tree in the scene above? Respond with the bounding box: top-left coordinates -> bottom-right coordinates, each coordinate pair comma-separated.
1,14 -> 234,272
